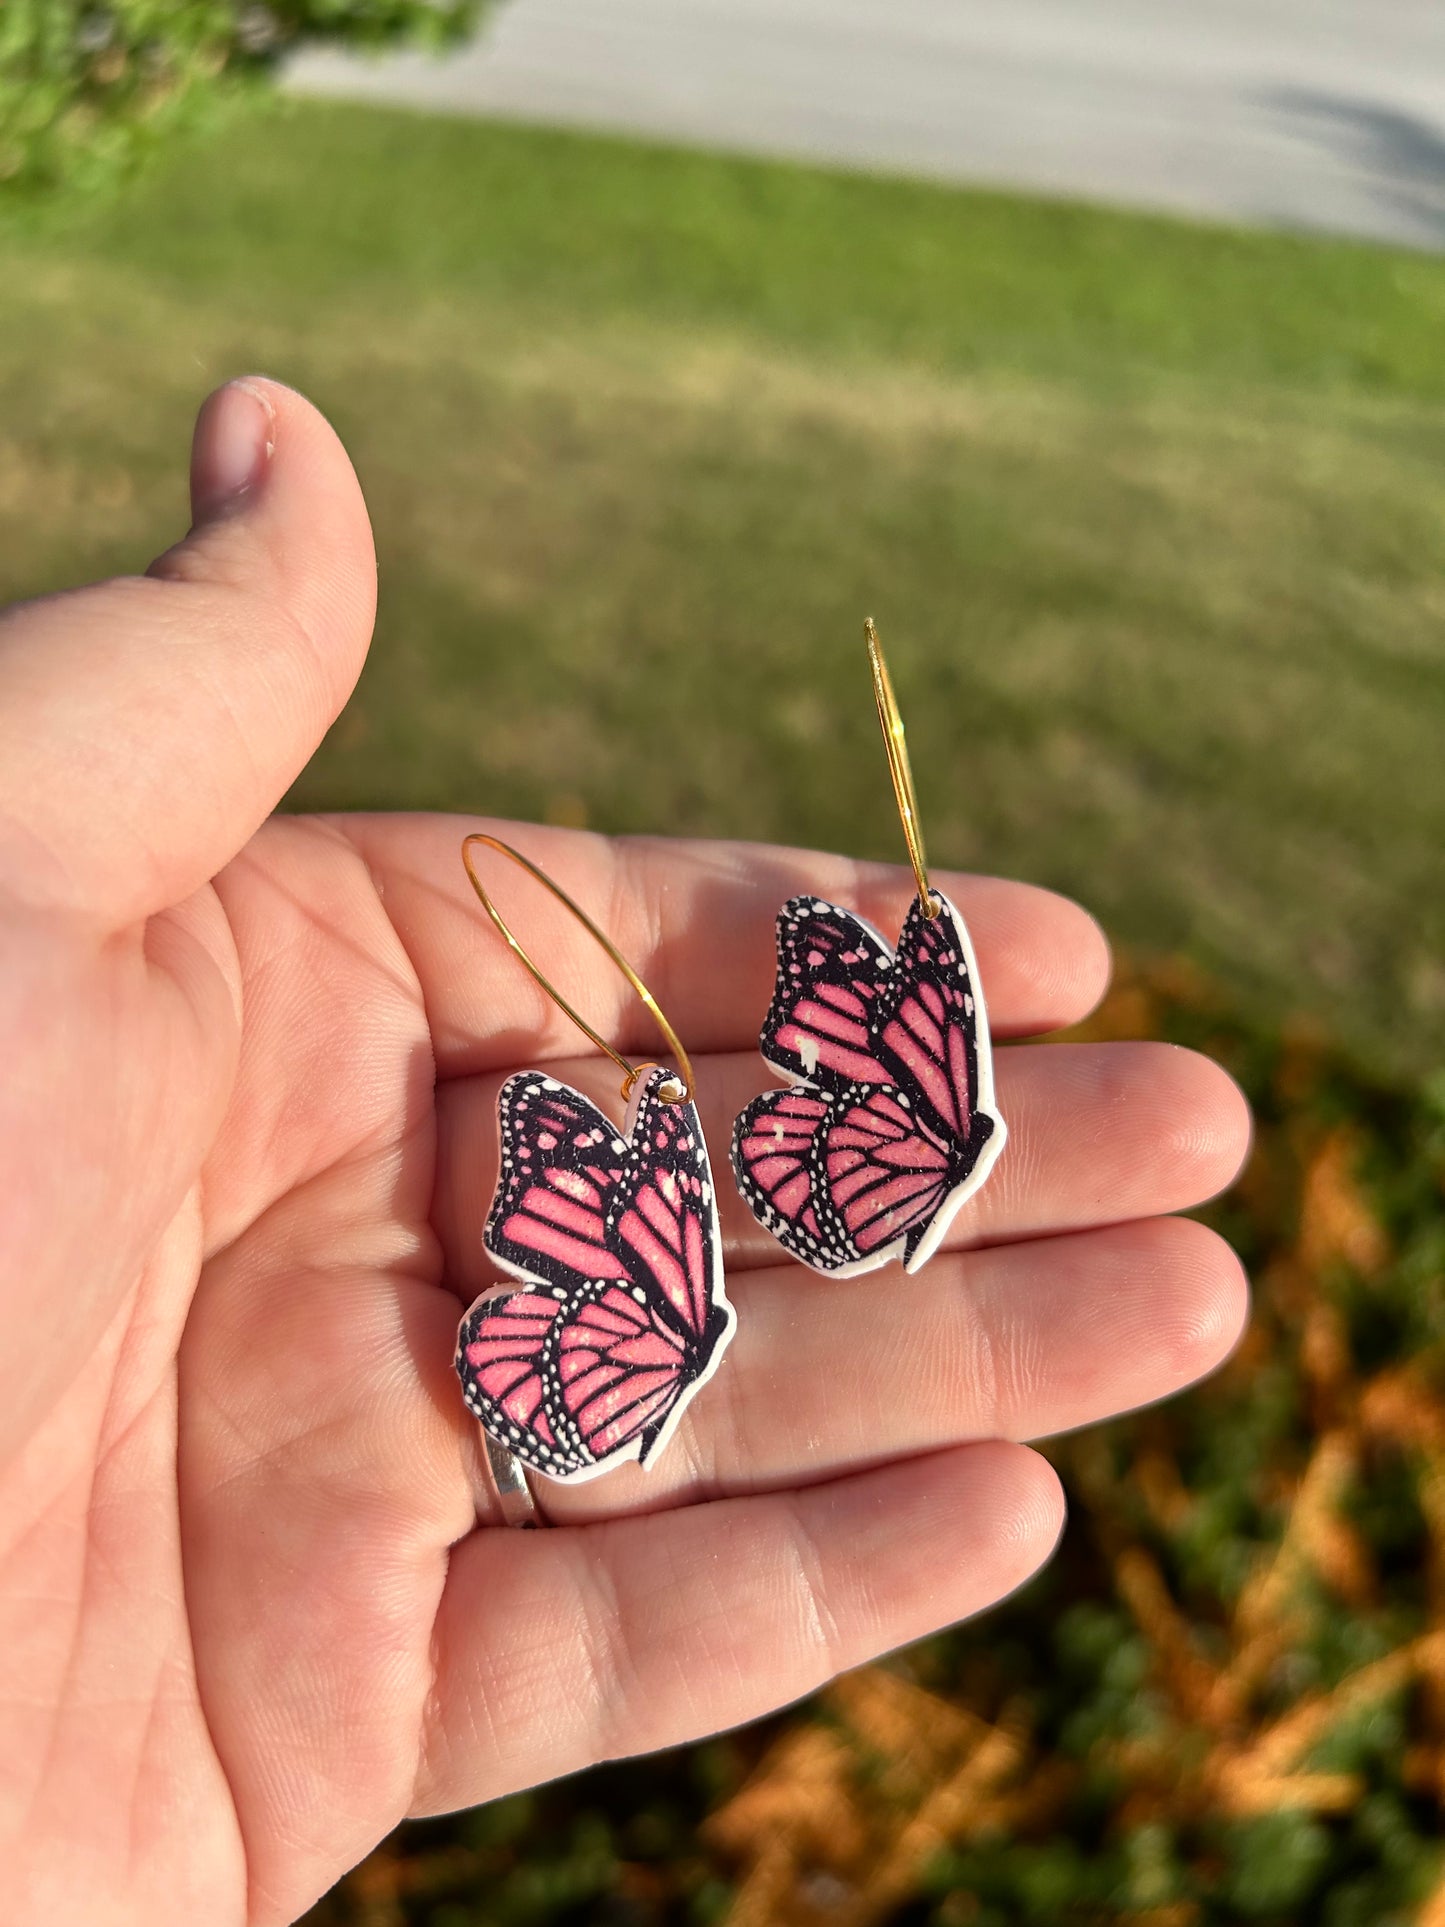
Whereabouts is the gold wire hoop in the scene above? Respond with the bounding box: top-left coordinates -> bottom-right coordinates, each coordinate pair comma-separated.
460,833 -> 694,1106
865,617 -> 937,918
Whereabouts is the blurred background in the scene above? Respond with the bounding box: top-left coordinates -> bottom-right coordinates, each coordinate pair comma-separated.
3,3 -> 1444,1921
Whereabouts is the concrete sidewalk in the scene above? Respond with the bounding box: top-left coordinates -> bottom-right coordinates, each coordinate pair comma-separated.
288,0 -> 1445,249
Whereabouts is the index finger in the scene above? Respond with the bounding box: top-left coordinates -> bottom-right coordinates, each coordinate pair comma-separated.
338,814 -> 1111,1073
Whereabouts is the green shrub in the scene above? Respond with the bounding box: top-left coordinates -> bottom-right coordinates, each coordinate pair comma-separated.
0,0 -> 483,191
306,960 -> 1445,1926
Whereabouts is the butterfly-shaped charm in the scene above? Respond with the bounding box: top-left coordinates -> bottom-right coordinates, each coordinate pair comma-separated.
731,892 -> 1006,1276
456,1066 -> 736,1482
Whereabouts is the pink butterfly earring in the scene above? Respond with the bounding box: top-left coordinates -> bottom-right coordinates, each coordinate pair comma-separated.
454,834 -> 736,1523
731,621 -> 1007,1276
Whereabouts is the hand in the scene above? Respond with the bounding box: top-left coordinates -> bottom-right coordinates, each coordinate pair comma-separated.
0,382 -> 1250,1927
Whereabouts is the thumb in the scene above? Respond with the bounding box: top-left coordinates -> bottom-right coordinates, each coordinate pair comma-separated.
0,378 -> 376,926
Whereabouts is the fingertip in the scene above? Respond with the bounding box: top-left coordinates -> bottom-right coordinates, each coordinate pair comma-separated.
258,377 -> 379,697
1206,1058 -> 1255,1193
1024,890 -> 1117,1032
1149,1214 -> 1252,1387
980,1440 -> 1068,1576
902,1440 -> 1066,1605
1040,1040 -> 1253,1218
1030,891 -> 1113,1029
1156,1045 -> 1255,1203
943,874 -> 1114,1037
1072,903 -> 1114,1015
190,379 -> 276,522
157,375 -> 377,710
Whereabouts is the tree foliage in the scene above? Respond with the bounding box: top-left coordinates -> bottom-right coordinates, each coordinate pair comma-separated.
0,0 -> 482,190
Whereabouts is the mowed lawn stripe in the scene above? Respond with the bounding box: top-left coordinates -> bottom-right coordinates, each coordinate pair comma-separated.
2,102 -> 1442,1070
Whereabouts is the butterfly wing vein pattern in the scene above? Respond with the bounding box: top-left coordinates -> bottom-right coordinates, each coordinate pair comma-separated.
731,892 -> 1006,1276
457,1067 -> 735,1481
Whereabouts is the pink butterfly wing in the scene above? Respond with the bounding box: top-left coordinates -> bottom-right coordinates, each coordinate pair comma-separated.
458,1279 -> 689,1475
824,1087 -> 953,1258
732,1086 -> 855,1271
458,1069 -> 735,1479
457,1288 -> 591,1476
880,896 -> 990,1151
732,1083 -> 955,1272
555,1285 -> 691,1458
485,1077 -> 633,1294
732,892 -> 1003,1275
758,898 -> 895,1089
611,1094 -> 717,1343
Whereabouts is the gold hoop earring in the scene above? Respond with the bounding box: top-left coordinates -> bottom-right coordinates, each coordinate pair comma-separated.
731,621 -> 1007,1277
454,835 -> 736,1514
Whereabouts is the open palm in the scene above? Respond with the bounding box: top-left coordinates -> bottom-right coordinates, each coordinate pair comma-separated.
0,384 -> 1250,1927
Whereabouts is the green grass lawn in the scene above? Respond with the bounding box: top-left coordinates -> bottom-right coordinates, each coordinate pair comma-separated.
2,99 -> 1443,1071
